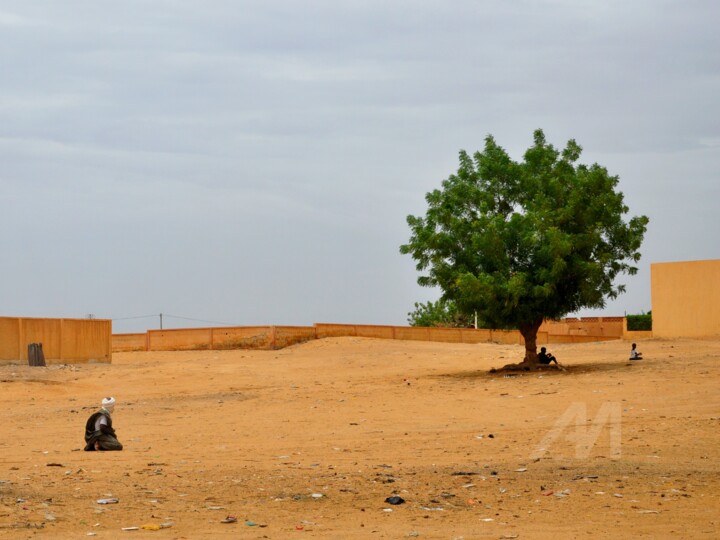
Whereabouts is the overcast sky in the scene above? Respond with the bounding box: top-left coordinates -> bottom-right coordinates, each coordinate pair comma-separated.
1,1 -> 718,334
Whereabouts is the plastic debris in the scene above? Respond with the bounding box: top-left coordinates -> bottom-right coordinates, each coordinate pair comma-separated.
385,496 -> 405,505
97,498 -> 119,504
221,516 -> 237,524
245,521 -> 257,526
515,468 -> 527,472
121,527 -> 139,531
141,524 -> 161,530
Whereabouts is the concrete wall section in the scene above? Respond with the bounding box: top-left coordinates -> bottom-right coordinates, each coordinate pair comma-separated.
0,317 -> 111,364
274,326 -> 318,348
315,324 -> 359,338
0,317 -> 21,360
111,320 -> 627,354
652,259 -> 720,338
112,333 -> 148,352
212,327 -> 273,350
148,328 -> 214,351
60,319 -> 112,362
354,325 -> 396,340
540,317 -> 624,337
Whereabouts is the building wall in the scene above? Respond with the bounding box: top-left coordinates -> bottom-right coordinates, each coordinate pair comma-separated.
652,259 -> 720,338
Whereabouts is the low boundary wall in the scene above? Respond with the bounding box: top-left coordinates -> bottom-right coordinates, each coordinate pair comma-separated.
540,316 -> 625,337
112,318 -> 629,353
0,316 -> 112,365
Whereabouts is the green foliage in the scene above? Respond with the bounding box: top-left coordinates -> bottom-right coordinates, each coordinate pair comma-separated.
400,129 -> 649,358
407,299 -> 476,328
626,312 -> 652,331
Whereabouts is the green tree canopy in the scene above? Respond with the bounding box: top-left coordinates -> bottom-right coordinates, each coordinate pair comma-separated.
407,299 -> 476,328
400,129 -> 649,365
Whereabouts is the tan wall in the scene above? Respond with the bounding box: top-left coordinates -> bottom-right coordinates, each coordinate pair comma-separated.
211,327 -> 273,350
111,320 -> 621,354
540,317 -> 624,337
112,333 -> 148,352
315,324 -> 527,345
0,318 -> 20,360
623,330 -> 653,341
0,316 -> 111,364
274,326 -> 318,348
124,326 -> 317,352
148,328 -> 215,351
652,259 -> 720,338
355,324 -> 396,340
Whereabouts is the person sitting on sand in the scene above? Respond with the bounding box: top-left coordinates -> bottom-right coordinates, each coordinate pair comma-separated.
538,347 -> 558,365
629,343 -> 643,361
84,397 -> 123,451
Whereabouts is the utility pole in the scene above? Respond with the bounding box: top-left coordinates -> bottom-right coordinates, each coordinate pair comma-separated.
159,313 -> 163,330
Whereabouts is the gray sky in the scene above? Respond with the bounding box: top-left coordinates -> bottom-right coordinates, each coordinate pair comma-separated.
2,0 -> 718,334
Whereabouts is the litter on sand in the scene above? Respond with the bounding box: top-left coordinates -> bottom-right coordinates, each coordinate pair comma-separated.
221,516 -> 238,524
96,498 -> 119,505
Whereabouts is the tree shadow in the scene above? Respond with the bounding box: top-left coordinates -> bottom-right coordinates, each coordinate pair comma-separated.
436,361 -> 641,380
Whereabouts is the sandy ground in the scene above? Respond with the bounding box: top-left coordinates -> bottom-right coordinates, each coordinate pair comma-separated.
1,337 -> 719,539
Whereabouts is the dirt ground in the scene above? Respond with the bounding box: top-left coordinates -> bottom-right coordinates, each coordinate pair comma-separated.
1,337 -> 719,539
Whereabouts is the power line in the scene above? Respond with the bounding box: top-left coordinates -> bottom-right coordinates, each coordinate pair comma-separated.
109,313 -> 240,328
162,313 -> 239,327
111,314 -> 160,321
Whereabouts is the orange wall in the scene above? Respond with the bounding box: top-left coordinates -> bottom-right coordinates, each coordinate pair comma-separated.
111,321 -> 620,354
0,317 -> 111,364
211,326 -> 273,350
540,317 -> 624,337
112,333 -> 148,352
652,259 -> 720,338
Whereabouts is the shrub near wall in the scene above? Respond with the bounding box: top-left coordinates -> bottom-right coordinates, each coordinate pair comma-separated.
626,313 -> 652,331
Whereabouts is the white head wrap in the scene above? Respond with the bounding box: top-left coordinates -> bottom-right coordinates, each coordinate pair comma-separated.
101,396 -> 116,413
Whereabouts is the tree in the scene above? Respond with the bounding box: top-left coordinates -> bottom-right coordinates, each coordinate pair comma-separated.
407,299 -> 475,328
400,130 -> 649,367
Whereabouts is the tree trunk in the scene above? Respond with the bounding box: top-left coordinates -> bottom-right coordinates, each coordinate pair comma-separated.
519,320 -> 543,365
